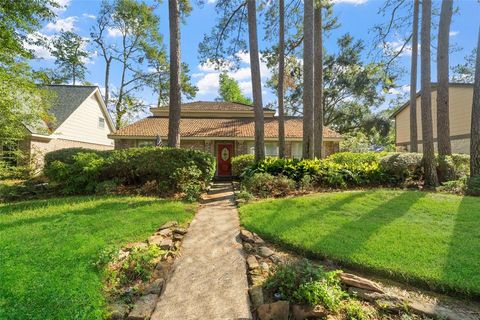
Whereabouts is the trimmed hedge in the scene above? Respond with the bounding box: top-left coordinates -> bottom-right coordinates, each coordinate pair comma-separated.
44,147 -> 216,199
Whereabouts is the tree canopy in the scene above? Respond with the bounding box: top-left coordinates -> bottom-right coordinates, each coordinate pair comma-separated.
216,73 -> 252,105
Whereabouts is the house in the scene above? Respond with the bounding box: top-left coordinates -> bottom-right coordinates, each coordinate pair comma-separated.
108,101 -> 342,177
392,83 -> 476,154
12,85 -> 115,168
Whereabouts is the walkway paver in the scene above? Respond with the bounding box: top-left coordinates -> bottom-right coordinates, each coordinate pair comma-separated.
151,182 -> 251,320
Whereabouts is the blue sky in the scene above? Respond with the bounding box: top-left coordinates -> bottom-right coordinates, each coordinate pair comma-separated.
28,0 -> 480,114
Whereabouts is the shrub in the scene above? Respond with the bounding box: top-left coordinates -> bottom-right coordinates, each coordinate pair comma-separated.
438,177 -> 467,195
44,147 -> 215,198
236,189 -> 254,202
379,153 -> 423,183
437,154 -> 470,182
327,152 -> 387,166
232,154 -> 255,177
342,299 -> 375,320
244,173 -> 296,198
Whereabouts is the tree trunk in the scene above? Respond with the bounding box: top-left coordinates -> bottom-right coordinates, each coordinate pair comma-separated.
410,0 -> 419,153
278,0 -> 286,158
420,0 -> 439,188
104,56 -> 112,106
247,0 -> 265,161
470,27 -> 480,177
314,2 -> 323,159
168,0 -> 181,148
436,0 -> 453,156
302,0 -> 314,159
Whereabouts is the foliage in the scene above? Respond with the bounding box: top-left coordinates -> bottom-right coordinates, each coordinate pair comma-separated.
231,154 -> 255,177
451,49 -> 477,83
216,73 -> 252,105
379,153 -> 423,183
467,176 -> 480,196
437,154 -> 470,182
51,31 -> 89,84
240,190 -> 480,296
0,195 -> 194,319
437,177 -> 467,195
243,173 -> 295,198
43,147 -> 215,199
265,260 -> 325,302
328,152 -> 387,166
342,299 -> 375,320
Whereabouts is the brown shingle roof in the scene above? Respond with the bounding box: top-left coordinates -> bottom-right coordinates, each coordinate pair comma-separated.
110,117 -> 342,139
154,101 -> 275,112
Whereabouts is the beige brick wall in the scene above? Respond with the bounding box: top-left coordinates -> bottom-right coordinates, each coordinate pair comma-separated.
180,140 -> 206,152
114,139 -> 136,149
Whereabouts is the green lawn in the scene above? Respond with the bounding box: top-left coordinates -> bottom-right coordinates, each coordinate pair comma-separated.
0,196 -> 195,320
239,190 -> 480,296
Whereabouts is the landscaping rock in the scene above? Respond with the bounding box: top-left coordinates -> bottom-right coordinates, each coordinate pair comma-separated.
127,294 -> 158,320
257,301 -> 289,320
243,242 -> 254,253
348,287 -> 387,303
145,278 -> 165,295
258,246 -> 274,258
253,234 -> 265,245
157,228 -> 172,237
148,235 -> 163,246
117,249 -> 130,261
240,229 -> 255,243
172,233 -> 184,241
109,303 -> 129,320
160,238 -> 173,250
246,255 -> 259,270
339,273 -> 384,293
260,262 -> 270,273
173,227 -> 187,235
249,285 -> 264,308
406,300 -> 476,320
269,254 -> 282,264
291,304 -> 327,320
158,221 -> 178,230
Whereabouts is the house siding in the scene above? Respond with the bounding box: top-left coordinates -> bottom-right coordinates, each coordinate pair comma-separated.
54,95 -> 114,147
395,86 -> 475,154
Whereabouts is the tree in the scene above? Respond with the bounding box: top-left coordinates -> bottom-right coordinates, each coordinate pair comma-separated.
0,0 -> 55,145
216,73 -> 252,104
247,0 -> 265,161
91,0 -> 114,105
314,1 -> 323,158
420,0 -> 439,188
168,0 -> 182,148
303,0 -> 314,159
471,28 -> 480,177
409,0 -> 419,152
451,49 -> 477,83
51,31 -> 89,84
436,0 -> 453,156
93,0 -> 163,129
278,0 -> 286,158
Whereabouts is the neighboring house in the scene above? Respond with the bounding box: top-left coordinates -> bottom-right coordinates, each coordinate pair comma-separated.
392,83 -> 476,154
109,101 -> 342,177
12,85 -> 114,168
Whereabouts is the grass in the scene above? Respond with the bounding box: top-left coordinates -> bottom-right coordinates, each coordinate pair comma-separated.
0,196 -> 195,320
239,189 -> 480,296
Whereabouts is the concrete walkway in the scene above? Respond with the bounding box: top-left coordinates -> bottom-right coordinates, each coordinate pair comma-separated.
151,182 -> 251,320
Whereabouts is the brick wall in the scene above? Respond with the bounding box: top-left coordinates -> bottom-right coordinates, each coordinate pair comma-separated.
115,139 -> 136,149
180,140 -> 206,152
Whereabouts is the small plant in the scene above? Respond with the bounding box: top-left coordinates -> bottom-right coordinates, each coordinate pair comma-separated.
237,189 -> 254,202
231,154 -> 255,177
438,177 -> 467,195
293,270 -> 346,311
342,299 -> 376,320
244,173 -> 296,198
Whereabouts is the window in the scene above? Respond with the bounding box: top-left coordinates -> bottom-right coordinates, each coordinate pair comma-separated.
98,117 -> 105,129
246,141 -> 279,156
291,142 -> 303,159
137,140 -> 155,148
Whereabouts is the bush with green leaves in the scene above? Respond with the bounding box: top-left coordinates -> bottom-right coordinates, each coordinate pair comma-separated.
438,177 -> 467,195
342,299 -> 375,320
467,176 -> 480,196
243,173 -> 296,198
231,154 -> 255,177
379,153 -> 423,183
44,147 -> 215,198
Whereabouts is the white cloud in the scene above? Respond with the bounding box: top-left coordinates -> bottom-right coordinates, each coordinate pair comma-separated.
107,27 -> 123,37
332,0 -> 368,4
194,51 -> 271,98
388,85 -> 411,95
82,13 -> 96,19
207,0 -> 216,3
382,39 -> 420,58
46,16 -> 77,32
24,32 -> 54,60
449,31 -> 459,37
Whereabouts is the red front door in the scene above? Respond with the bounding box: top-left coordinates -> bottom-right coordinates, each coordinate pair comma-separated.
217,143 -> 233,176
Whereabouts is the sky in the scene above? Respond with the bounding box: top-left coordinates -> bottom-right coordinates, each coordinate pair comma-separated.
28,0 -> 480,116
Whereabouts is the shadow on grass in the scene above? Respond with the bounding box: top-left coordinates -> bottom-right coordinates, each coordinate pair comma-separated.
0,197 -> 162,232
443,196 -> 480,296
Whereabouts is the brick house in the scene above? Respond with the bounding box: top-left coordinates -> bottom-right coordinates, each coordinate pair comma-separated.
109,101 -> 342,177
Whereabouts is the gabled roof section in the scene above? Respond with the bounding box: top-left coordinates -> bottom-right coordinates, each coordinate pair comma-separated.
26,84 -> 114,134
391,83 -> 474,119
150,101 -> 276,118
